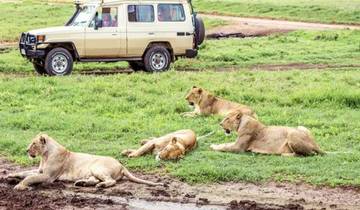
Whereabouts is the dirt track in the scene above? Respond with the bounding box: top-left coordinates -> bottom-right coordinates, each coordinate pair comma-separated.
203,14 -> 360,38
1,158 -> 360,210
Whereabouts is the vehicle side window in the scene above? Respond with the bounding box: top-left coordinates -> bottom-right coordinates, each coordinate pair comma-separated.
128,5 -> 154,22
101,7 -> 118,27
90,7 -> 118,28
158,4 -> 185,22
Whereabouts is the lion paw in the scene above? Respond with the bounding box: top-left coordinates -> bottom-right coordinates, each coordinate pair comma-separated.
181,112 -> 196,118
95,183 -> 106,188
210,144 -> 219,151
14,183 -> 30,191
121,150 -> 131,156
128,153 -> 137,158
7,173 -> 21,179
74,180 -> 86,187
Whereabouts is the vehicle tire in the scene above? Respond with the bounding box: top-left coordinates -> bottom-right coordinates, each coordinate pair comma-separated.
195,16 -> 205,46
143,46 -> 171,72
33,62 -> 46,75
128,61 -> 145,71
44,48 -> 73,76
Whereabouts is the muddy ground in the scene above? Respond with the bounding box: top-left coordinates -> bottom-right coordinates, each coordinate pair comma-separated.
1,158 -> 360,210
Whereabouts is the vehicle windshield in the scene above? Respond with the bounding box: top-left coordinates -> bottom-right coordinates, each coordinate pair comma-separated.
69,5 -> 97,26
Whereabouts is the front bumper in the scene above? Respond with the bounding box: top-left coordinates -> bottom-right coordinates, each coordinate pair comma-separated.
19,33 -> 46,59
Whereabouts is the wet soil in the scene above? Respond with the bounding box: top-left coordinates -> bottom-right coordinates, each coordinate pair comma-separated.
1,158 -> 360,210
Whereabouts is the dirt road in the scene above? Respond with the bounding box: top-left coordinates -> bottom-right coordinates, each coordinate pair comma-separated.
1,158 -> 360,210
202,14 -> 360,38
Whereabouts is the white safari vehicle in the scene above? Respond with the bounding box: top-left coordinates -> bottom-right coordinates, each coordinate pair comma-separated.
19,0 -> 205,75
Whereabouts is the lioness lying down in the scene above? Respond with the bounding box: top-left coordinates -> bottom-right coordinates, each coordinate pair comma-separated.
121,129 -> 197,160
183,86 -> 257,118
8,134 -> 162,191
211,110 -> 324,156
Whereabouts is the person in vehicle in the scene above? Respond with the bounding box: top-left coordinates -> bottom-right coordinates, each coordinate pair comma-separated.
102,13 -> 112,27
158,6 -> 171,21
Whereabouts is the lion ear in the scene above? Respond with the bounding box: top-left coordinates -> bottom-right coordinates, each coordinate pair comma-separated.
40,135 -> 47,145
208,94 -> 215,100
192,86 -> 197,89
171,137 -> 177,144
236,113 -> 243,120
197,88 -> 203,94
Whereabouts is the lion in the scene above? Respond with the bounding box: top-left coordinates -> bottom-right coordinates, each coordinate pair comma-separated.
121,129 -> 200,160
7,134 -> 163,191
210,110 -> 324,156
182,86 -> 257,118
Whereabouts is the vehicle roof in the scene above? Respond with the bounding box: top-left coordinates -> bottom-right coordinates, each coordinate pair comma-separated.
75,0 -> 188,5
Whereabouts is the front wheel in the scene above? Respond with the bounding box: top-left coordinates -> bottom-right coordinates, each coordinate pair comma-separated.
143,46 -> 171,72
44,48 -> 73,76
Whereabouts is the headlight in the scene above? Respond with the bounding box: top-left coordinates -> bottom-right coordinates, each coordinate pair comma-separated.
36,35 -> 46,43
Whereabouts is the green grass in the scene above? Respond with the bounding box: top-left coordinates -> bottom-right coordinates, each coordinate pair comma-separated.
1,30 -> 360,73
1,0 -> 360,188
0,1 -> 73,43
1,70 -> 360,186
175,30 -> 360,70
194,0 -> 360,24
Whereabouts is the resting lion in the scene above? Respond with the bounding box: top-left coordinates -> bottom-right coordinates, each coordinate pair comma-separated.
8,134 -> 163,191
210,110 -> 324,156
182,86 -> 257,118
121,129 -> 198,160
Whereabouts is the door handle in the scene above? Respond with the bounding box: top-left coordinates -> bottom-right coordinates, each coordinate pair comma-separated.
148,32 -> 155,35
112,33 -> 117,36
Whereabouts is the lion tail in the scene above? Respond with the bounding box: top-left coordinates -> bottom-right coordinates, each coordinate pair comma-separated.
314,148 -> 326,156
122,167 -> 163,186
197,131 -> 215,140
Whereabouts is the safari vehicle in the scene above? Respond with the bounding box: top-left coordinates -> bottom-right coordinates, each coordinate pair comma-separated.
19,0 -> 205,76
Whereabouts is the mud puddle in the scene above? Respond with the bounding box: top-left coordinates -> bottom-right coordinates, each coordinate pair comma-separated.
1,157 -> 360,210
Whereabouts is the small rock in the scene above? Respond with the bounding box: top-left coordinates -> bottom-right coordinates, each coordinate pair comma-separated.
184,193 -> 196,198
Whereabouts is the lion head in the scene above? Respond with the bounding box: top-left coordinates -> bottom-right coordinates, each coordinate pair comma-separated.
157,137 -> 185,160
220,110 -> 243,135
27,134 -> 49,158
185,86 -> 205,106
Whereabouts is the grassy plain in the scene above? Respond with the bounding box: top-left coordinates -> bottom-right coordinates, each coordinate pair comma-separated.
0,0 -> 360,187
1,71 -> 360,186
194,0 -> 360,24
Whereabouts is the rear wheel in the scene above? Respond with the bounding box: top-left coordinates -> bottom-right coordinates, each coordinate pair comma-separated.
143,46 -> 171,72
128,61 -> 145,71
44,47 -> 73,76
32,61 -> 46,75
195,16 -> 205,46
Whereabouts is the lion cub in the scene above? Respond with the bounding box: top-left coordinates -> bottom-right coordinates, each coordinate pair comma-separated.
8,134 -> 162,191
211,110 -> 324,156
182,86 -> 257,118
121,129 -> 197,160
